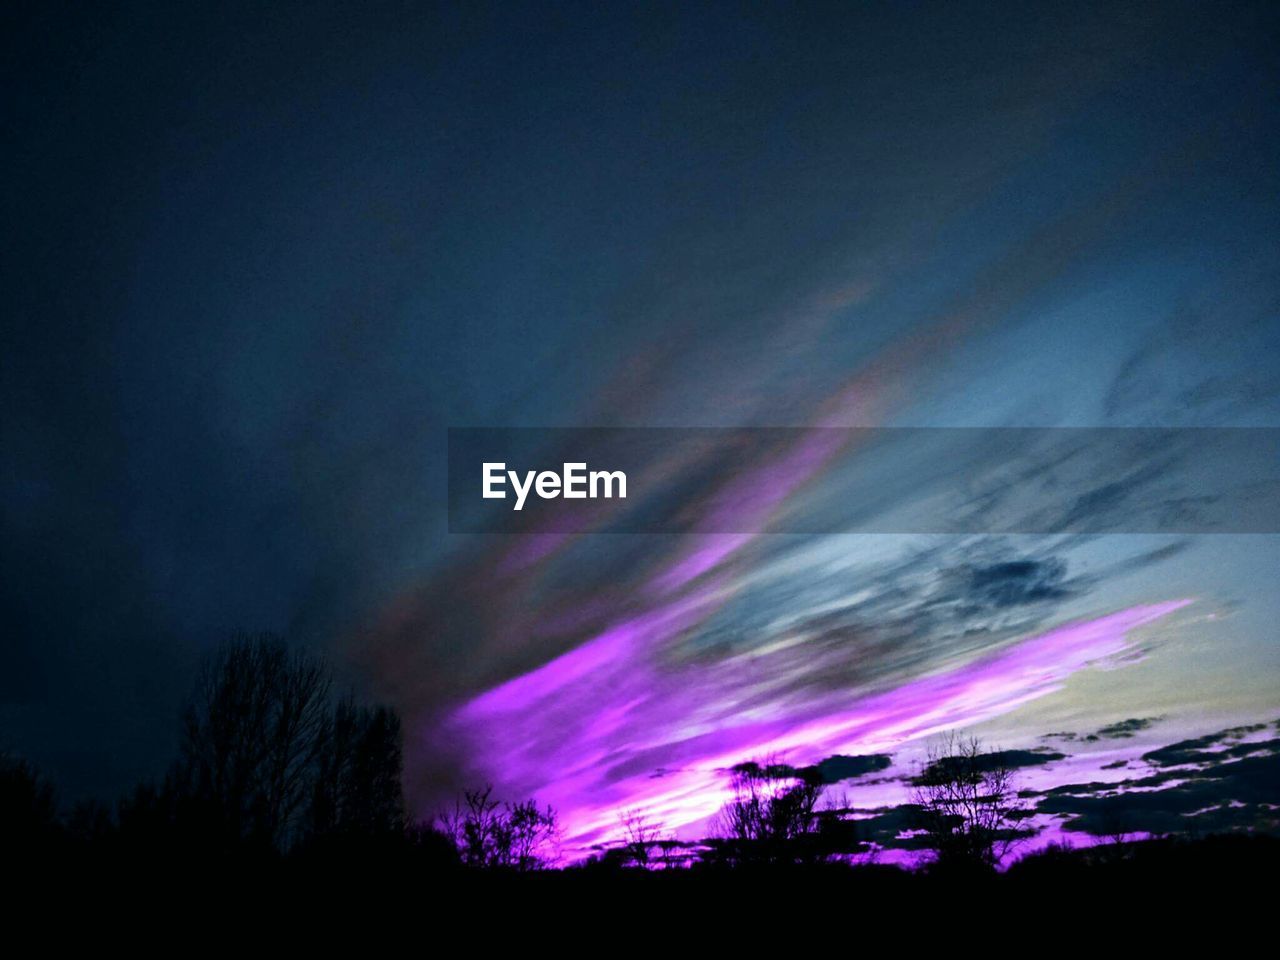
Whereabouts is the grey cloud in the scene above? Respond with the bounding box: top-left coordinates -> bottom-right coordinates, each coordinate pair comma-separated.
1141,723 -> 1272,767
1030,723 -> 1280,838
814,754 -> 894,784
726,753 -> 895,786
1089,717 -> 1162,741
944,559 -> 1074,611
915,749 -> 1066,785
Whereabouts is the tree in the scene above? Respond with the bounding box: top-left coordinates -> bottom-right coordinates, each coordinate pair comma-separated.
618,808 -> 664,868
309,699 -> 406,841
711,758 -> 826,865
176,632 -> 331,851
439,786 -> 559,870
912,732 -> 1027,872
0,754 -> 61,857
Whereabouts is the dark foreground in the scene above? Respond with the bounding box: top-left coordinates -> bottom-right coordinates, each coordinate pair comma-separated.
14,833 -> 1277,908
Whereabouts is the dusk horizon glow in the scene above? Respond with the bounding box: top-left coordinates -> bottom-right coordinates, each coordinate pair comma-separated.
449,597 -> 1192,856
4,2 -> 1277,877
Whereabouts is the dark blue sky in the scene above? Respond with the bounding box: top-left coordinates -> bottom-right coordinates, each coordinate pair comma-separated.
3,1 -> 1278,819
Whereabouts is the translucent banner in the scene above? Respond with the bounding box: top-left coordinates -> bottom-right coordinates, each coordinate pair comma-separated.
447,428 -> 1280,534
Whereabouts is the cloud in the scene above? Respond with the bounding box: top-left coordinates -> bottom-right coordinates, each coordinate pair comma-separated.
1038,753 -> 1280,837
915,748 -> 1066,785
1090,717 -> 1162,741
814,754 -> 895,783
947,559 -> 1075,611
1141,723 -> 1272,767
1042,716 -> 1165,743
832,721 -> 1280,859
1103,289 -> 1280,426
446,600 -> 1187,852
843,805 -> 932,851
740,753 -> 896,785
1030,723 -> 1280,838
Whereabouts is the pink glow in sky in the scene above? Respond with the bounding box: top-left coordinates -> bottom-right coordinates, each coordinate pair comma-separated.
447,598 -> 1190,856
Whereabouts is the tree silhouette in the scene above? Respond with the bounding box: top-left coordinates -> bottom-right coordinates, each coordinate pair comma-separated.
440,786 -> 559,870
618,808 -> 665,868
0,753 -> 60,858
711,758 -> 827,865
174,633 -> 331,850
309,698 -> 405,841
912,732 -> 1027,872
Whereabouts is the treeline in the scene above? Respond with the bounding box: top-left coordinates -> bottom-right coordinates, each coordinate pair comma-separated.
0,632 -> 989,875
4,633 -> 1277,890
3,634 -> 453,870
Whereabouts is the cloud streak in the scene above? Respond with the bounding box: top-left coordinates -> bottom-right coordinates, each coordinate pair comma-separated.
446,598 -> 1189,853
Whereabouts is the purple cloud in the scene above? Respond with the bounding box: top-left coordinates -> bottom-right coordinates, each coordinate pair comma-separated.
446,597 -> 1190,855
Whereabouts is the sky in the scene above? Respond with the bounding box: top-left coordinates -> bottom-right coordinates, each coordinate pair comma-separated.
2,1 -> 1278,859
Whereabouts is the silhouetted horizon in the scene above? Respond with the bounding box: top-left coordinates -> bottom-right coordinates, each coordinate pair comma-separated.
3,3 -> 1277,890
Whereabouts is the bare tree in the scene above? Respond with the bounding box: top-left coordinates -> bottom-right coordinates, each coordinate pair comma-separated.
441,785 -> 503,867
439,786 -> 559,870
309,698 -> 406,840
505,799 -> 560,870
912,732 -> 1026,871
712,758 -> 825,864
618,808 -> 664,868
177,632 -> 331,849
